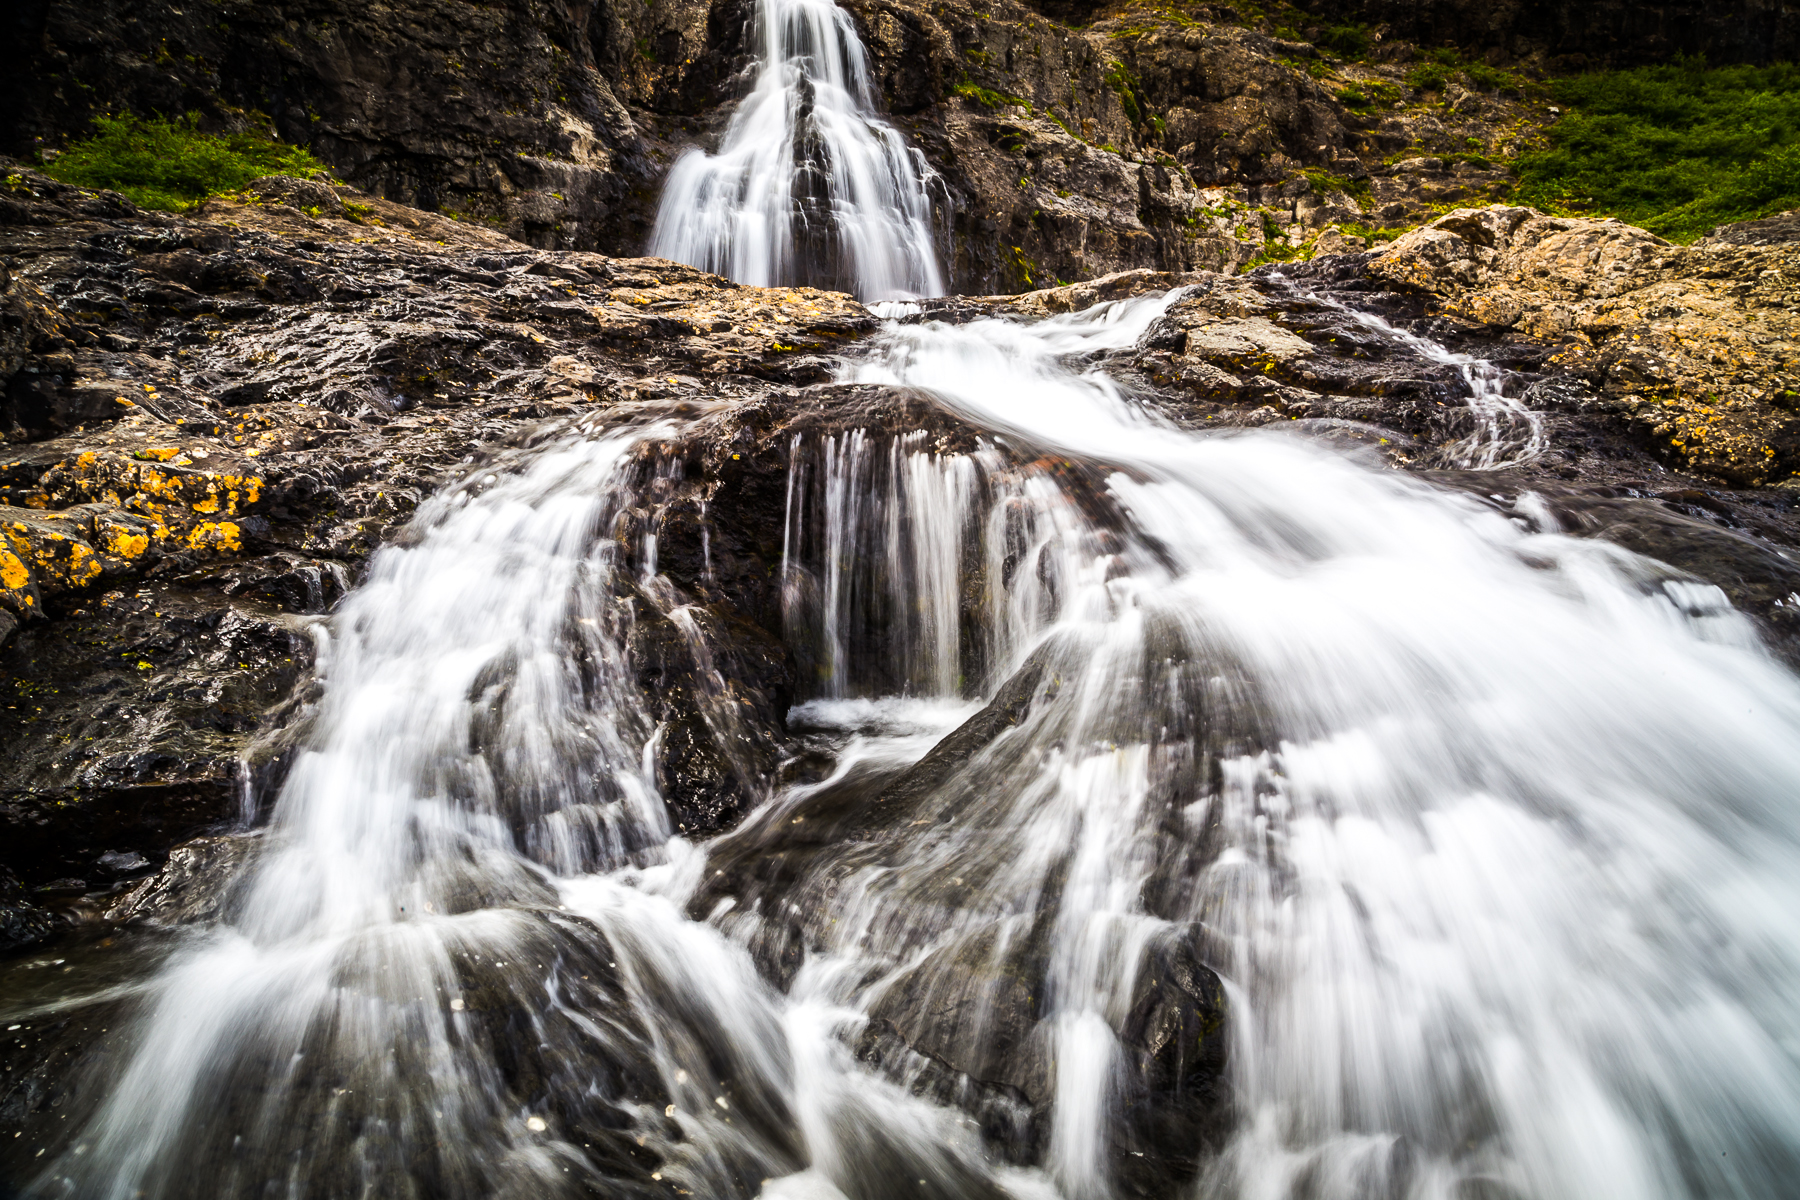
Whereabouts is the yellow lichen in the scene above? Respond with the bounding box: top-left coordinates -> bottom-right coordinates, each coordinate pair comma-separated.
104,528 -> 150,559
0,545 -> 28,591
186,521 -> 243,552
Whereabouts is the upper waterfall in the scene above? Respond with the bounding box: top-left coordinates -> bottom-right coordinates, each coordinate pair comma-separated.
647,0 -> 945,300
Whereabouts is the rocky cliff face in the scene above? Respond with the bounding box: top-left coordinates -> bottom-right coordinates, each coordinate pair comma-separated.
4,0 -> 1552,292
3,0 -> 652,249
7,0 -> 1785,302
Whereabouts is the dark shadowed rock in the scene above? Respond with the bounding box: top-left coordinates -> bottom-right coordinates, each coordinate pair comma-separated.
102,833 -> 259,927
856,915 -> 1230,1197
0,866 -> 56,952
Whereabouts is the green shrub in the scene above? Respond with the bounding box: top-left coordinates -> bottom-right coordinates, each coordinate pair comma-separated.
1512,58 -> 1800,242
1407,60 -> 1453,92
1403,47 -> 1528,97
1335,85 -> 1371,109
40,112 -> 328,212
1464,60 -> 1524,94
1317,24 -> 1372,60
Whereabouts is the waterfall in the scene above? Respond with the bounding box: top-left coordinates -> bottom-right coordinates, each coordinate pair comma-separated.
646,0 -> 944,300
833,295 -> 1800,1199
27,290 -> 1800,1200
20,3 -> 1800,1191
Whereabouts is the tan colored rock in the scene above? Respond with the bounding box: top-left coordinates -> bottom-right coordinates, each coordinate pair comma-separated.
1370,206 -> 1667,300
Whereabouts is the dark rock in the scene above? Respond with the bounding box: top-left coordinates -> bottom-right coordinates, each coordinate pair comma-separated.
855,915 -> 1230,1197
92,850 -> 149,877
1703,209 -> 1800,247
102,835 -> 256,926
0,865 -> 56,951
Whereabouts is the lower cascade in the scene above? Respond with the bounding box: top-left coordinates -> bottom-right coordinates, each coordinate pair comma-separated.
25,287 -> 1800,1200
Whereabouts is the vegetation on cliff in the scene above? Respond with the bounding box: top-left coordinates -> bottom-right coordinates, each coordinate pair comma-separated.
1513,60 -> 1800,242
39,114 -> 328,212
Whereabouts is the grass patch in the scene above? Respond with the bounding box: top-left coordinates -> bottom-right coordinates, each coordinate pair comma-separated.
1337,79 -> 1404,110
1335,220 -> 1414,244
1300,167 -> 1372,209
1317,24 -> 1373,60
1512,59 -> 1800,242
952,82 -> 1085,142
952,82 -> 1028,110
1405,47 -> 1528,97
1104,60 -> 1148,125
40,112 -> 328,212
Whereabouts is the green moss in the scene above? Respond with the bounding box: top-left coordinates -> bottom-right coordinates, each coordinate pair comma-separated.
1009,244 -> 1039,287
1405,47 -> 1529,96
1104,60 -> 1147,125
1300,167 -> 1372,209
1406,56 -> 1455,94
952,82 -> 1027,110
40,113 -> 328,212
1334,220 -> 1414,244
1464,61 -> 1525,94
1512,58 -> 1800,242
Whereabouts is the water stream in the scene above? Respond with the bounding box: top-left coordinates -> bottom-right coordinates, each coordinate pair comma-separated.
1272,273 -> 1548,469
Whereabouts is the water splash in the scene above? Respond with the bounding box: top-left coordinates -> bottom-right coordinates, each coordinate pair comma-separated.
647,0 -> 944,300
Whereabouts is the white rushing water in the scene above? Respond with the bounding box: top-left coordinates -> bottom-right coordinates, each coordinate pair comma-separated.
36,287 -> 1800,1200
647,0 -> 944,299
836,297 -> 1800,1199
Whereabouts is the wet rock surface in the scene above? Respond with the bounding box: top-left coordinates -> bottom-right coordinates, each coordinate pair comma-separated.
1356,205 -> 1800,487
